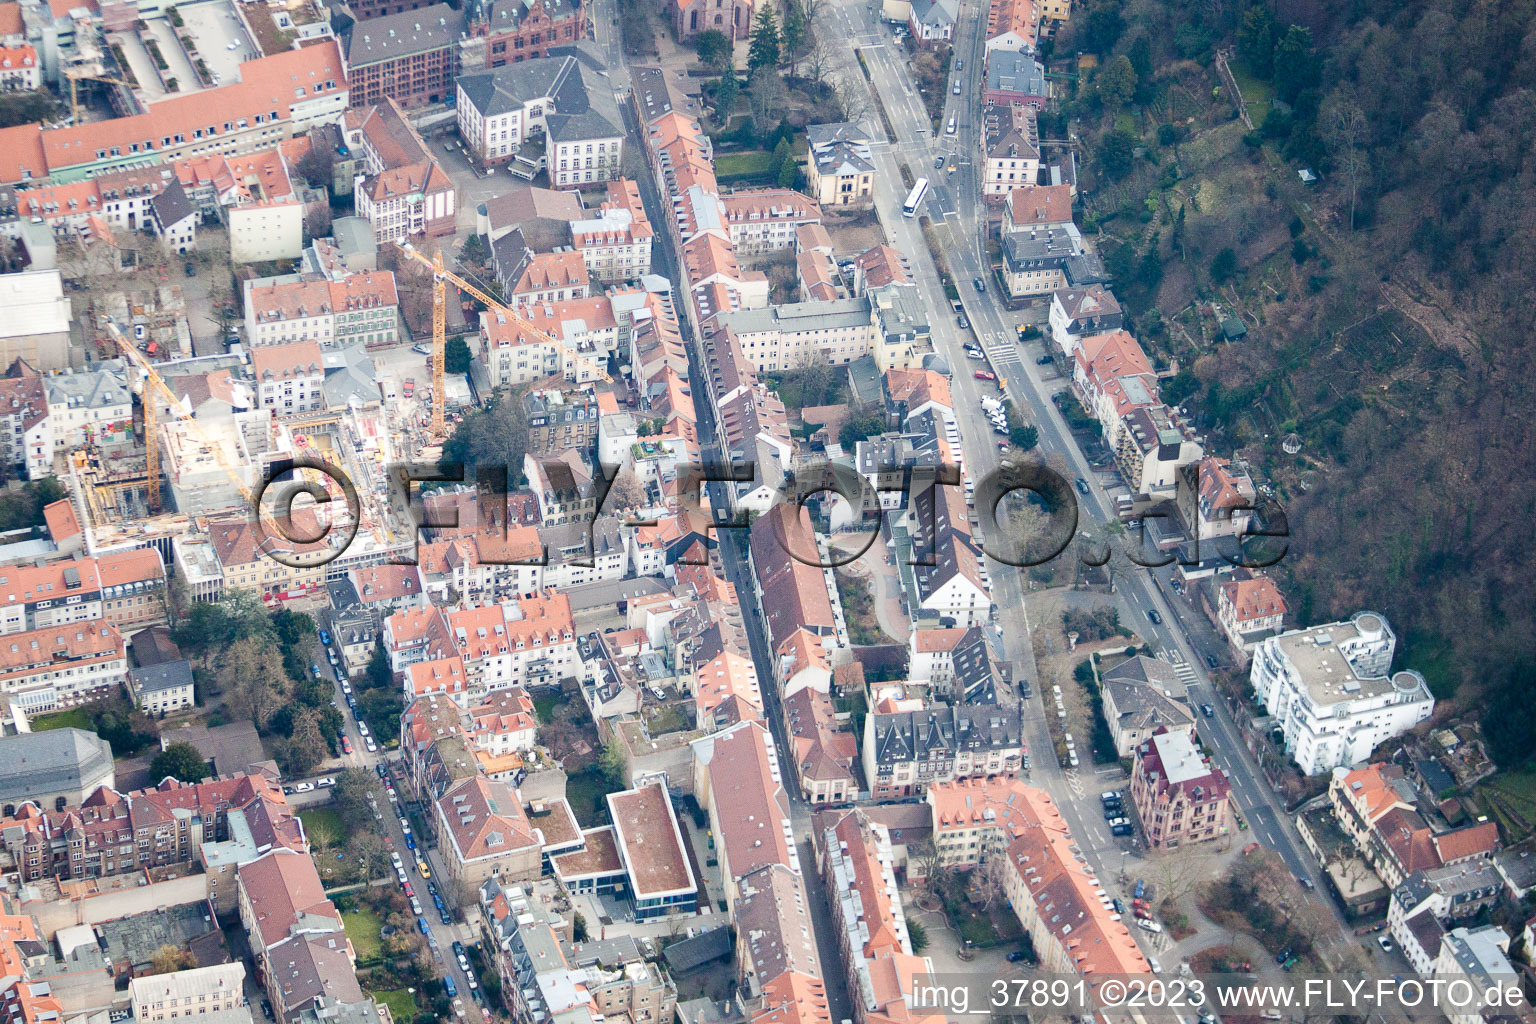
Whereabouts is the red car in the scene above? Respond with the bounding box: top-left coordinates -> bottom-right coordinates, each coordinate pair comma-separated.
974,370 -> 996,380
403,881 -> 414,897
341,736 -> 353,754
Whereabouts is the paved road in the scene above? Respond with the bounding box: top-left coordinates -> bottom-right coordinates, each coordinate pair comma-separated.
825,0 -> 1356,962
295,627 -> 490,1024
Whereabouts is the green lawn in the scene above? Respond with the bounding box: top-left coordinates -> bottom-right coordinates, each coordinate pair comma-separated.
369,988 -> 415,1021
31,707 -> 93,731
534,694 -> 561,725
299,809 -> 345,846
565,765 -> 619,827
1227,58 -> 1274,128
343,905 -> 386,961
715,151 -> 773,178
646,705 -> 690,736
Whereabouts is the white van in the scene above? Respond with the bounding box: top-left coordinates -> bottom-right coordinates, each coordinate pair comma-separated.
945,117 -> 957,135
1138,919 -> 1163,934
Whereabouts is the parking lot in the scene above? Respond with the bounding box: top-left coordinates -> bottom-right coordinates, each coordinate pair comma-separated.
175,0 -> 256,82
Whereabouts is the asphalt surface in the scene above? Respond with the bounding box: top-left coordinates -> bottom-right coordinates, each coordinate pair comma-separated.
825,0 -> 1354,959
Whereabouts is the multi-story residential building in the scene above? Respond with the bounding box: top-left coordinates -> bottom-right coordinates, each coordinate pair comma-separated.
601,783 -> 698,919
401,688 -> 537,789
984,49 -> 1049,109
720,189 -> 822,255
1,773 -> 297,884
570,179 -> 653,281
205,509 -> 329,606
1003,182 -> 1072,234
470,0 -> 586,68
1251,612 -> 1435,775
503,250 -> 592,308
1101,674 -> 1195,756
1130,727 -> 1232,849
0,45 -> 39,91
0,44 -> 348,186
982,104 -> 1040,200
128,661 -> 195,715
909,0 -> 957,41
345,100 -> 457,242
456,53 -> 622,182
523,388 -> 600,456
1073,329 -> 1160,442
805,123 -> 874,207
0,374 -> 50,480
43,363 -> 132,451
1000,222 -> 1105,298
862,706 -> 1023,800
237,848 -> 346,972
716,297 -> 878,373
219,148 -> 306,263
339,5 -> 466,110
250,342 -> 326,415
1175,455 -> 1257,543
130,963 -> 246,1022
689,721 -> 802,911
1216,573 -> 1287,656
1048,284 -> 1122,356
927,777 -> 1151,977
1114,403 -> 1204,496
1328,763 -> 1500,892
1387,860 -> 1503,975
673,0 -> 755,41
243,271 -> 400,349
0,620 -> 126,713
435,775 -> 544,886
0,560 -> 107,635
782,687 -> 857,805
449,591 -> 578,695
984,0 -> 1039,55
817,809 -> 944,1024
1435,926 -> 1520,1024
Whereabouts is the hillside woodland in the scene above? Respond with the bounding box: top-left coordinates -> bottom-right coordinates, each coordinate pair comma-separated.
1050,0 -> 1536,765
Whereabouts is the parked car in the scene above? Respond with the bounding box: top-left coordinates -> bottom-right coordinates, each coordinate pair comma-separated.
1133,878 -> 1146,899
1005,951 -> 1027,962
319,629 -> 331,645
294,782 -> 315,793
1377,935 -> 1394,952
357,721 -> 370,737
1138,919 -> 1163,934
974,370 -> 996,380
953,81 -> 962,94
1036,354 -> 1053,364
1206,653 -> 1219,668
365,738 -> 377,753
341,736 -> 353,754
1112,897 -> 1126,914
1103,791 -> 1123,805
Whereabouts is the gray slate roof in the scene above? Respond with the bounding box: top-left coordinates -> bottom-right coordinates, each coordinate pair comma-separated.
457,51 -> 619,142
150,178 -> 195,228
128,658 -> 194,695
0,728 -> 115,803
342,4 -> 466,66
869,705 -> 1021,766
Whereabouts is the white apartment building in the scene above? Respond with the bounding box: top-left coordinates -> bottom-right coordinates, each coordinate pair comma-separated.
981,103 -> 1041,198
130,962 -> 246,1022
720,189 -> 823,255
1435,926 -> 1519,1024
44,364 -> 133,450
0,376 -> 51,481
571,180 -> 654,282
1250,612 -> 1435,775
250,342 -> 327,415
715,297 -> 879,373
456,55 -> 623,184
243,272 -> 400,348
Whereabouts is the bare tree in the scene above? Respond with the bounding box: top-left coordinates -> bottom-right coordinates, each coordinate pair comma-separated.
973,852 -> 1010,910
909,838 -> 944,892
748,67 -> 791,127
1321,86 -> 1370,231
830,74 -> 871,125
1145,847 -> 1214,906
607,470 -> 648,512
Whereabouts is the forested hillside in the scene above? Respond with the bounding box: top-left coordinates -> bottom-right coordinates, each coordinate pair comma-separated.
1049,0 -> 1536,765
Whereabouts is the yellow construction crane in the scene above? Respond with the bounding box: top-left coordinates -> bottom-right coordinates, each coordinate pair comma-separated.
65,71 -> 128,124
100,318 -> 255,515
396,243 -> 610,438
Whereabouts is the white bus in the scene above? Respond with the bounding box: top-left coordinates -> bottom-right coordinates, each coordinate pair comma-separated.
902,177 -> 929,217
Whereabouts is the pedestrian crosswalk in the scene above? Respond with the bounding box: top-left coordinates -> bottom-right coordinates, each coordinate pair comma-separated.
1164,650 -> 1199,688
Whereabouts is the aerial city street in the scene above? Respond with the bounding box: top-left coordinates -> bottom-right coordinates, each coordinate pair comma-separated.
0,0 -> 1525,1022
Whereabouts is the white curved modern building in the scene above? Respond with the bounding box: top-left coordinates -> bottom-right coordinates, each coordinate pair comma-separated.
1250,611 -> 1434,775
